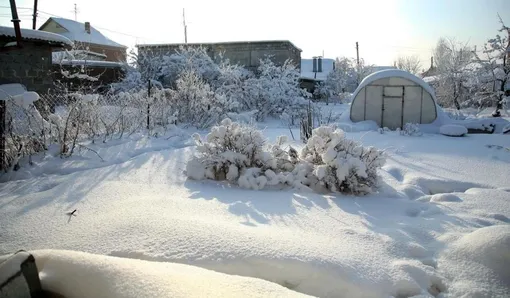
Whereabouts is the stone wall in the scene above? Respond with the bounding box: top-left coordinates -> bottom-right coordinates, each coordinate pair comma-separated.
138,40 -> 301,72
0,41 -> 53,94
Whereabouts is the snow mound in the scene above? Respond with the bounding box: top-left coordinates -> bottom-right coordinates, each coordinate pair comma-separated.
32,250 -> 311,298
438,225 -> 510,297
430,193 -> 462,203
439,125 -> 467,137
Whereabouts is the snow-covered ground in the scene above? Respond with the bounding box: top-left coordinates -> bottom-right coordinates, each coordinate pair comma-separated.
1,112 -> 510,297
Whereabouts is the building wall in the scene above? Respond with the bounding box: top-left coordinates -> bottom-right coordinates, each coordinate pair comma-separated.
138,41 -> 301,72
72,42 -> 126,62
0,41 -> 53,94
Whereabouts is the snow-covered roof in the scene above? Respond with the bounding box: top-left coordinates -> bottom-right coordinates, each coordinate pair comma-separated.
137,40 -> 302,52
352,69 -> 437,101
55,59 -> 124,67
371,66 -> 396,73
300,58 -> 335,81
40,18 -> 127,49
0,25 -> 73,47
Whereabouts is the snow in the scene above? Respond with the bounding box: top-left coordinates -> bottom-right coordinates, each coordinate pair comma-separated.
439,124 -> 468,137
0,83 -> 40,109
438,225 -> 510,297
55,59 -> 124,67
32,249 -> 311,298
352,69 -> 438,103
0,119 -> 509,297
0,25 -> 73,47
44,18 -> 126,48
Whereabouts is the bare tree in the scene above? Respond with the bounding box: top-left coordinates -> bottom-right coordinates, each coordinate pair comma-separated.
395,55 -> 422,75
432,37 -> 473,109
472,15 -> 510,116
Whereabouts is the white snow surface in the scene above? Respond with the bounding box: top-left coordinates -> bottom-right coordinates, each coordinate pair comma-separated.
55,59 -> 124,67
32,249 -> 310,298
43,18 -> 126,48
1,123 -> 510,298
439,124 -> 468,137
0,25 -> 73,47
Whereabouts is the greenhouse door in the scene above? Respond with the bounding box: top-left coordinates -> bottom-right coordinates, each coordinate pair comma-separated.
382,86 -> 404,129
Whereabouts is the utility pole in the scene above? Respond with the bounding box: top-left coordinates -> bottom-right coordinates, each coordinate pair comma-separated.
32,0 -> 38,29
183,8 -> 188,44
73,3 -> 78,21
355,42 -> 360,67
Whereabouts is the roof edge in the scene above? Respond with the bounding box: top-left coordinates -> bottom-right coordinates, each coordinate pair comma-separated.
136,40 -> 302,52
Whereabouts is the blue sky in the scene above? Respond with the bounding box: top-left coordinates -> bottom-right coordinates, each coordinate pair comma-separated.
1,0 -> 509,70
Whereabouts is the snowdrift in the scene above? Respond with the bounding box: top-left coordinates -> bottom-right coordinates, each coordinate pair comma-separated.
33,250 -> 311,298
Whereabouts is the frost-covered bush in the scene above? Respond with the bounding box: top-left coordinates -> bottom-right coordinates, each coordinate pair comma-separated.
186,119 -> 300,189
401,123 -> 423,136
300,126 -> 386,194
187,121 -> 385,195
243,58 -> 310,121
171,69 -> 236,128
187,118 -> 273,181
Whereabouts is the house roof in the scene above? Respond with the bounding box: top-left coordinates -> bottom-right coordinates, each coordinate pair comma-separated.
300,58 -> 335,81
39,17 -> 127,49
136,40 -> 302,52
0,25 -> 73,47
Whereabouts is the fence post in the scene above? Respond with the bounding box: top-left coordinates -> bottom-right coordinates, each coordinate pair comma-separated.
147,79 -> 151,130
0,100 -> 5,171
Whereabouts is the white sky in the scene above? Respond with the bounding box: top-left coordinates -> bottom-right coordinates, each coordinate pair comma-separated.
1,0 -> 509,71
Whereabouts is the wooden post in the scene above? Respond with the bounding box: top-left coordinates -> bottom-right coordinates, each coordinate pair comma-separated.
9,0 -> 23,47
32,0 -> 38,30
147,79 -> 151,130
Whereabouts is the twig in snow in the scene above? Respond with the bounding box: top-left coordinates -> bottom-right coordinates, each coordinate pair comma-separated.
78,144 -> 105,162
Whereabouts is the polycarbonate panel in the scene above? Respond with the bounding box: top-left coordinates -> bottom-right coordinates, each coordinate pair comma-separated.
421,92 -> 437,123
403,86 -> 422,124
350,87 -> 366,122
384,86 -> 404,97
365,85 -> 383,126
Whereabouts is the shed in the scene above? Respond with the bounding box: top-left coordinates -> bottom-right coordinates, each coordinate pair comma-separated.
350,69 -> 438,129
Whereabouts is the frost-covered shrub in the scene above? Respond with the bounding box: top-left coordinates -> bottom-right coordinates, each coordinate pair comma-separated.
187,122 -> 385,195
171,69 -> 236,128
401,123 -> 423,136
186,119 -> 300,189
300,126 -> 386,194
243,58 -> 310,121
187,118 -> 274,181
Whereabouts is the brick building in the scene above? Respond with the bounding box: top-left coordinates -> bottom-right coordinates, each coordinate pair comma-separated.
39,17 -> 127,62
137,40 -> 302,72
0,25 -> 73,94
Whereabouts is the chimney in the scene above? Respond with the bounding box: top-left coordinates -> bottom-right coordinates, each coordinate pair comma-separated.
312,57 -> 317,72
85,22 -> 91,34
318,57 -> 323,72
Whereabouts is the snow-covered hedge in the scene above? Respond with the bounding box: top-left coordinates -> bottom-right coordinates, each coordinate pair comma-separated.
187,120 -> 386,195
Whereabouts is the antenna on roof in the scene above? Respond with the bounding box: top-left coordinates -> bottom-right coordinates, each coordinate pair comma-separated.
183,8 -> 188,44
73,3 -> 79,21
